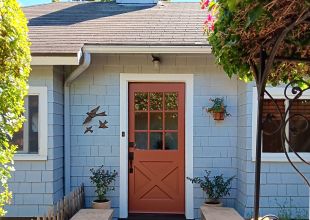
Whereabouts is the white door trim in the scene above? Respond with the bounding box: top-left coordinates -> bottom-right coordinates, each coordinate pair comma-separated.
119,73 -> 194,219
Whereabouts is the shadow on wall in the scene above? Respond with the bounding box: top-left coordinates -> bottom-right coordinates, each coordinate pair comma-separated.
28,2 -> 155,26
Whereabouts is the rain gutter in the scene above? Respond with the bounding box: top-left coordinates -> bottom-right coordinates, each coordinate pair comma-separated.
64,52 -> 91,195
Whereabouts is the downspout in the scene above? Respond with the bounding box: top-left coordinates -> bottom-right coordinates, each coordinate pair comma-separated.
64,52 -> 91,195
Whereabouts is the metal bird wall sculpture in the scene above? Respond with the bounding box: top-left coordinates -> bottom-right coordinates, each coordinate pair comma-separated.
99,120 -> 108,129
84,126 -> 93,134
83,106 -> 109,134
83,106 -> 100,124
96,111 -> 107,117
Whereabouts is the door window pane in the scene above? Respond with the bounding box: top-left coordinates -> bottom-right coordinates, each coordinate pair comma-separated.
135,92 -> 148,111
165,113 -> 178,130
289,99 -> 310,152
135,112 -> 148,130
150,132 -> 163,150
150,113 -> 163,130
165,133 -> 178,150
135,132 -> 148,150
150,92 -> 163,110
262,99 -> 285,153
165,92 -> 178,110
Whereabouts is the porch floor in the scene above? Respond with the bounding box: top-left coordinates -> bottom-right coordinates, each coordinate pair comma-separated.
125,214 -> 186,220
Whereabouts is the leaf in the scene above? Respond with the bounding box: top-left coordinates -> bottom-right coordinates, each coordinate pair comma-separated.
245,5 -> 265,28
208,1 -> 216,10
227,0 -> 241,11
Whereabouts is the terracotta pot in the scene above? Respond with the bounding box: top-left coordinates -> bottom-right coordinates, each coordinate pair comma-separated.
212,112 -> 225,120
92,200 -> 111,209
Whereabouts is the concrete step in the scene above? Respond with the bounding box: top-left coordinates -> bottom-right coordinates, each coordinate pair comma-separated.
70,209 -> 114,220
201,206 -> 244,220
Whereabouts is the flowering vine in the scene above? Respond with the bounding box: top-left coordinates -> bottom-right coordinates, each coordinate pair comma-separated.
201,0 -> 218,34
200,0 -> 310,85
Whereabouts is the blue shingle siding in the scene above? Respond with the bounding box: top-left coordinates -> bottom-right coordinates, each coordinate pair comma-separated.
237,82 -> 309,219
193,66 -> 238,219
7,54 -> 309,219
70,54 -> 239,219
6,66 -> 64,217
52,67 -> 64,204
70,65 -> 121,218
236,80 -> 252,217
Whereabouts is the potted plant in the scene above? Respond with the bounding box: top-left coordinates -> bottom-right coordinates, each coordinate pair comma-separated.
90,165 -> 118,209
207,97 -> 230,120
187,170 -> 235,206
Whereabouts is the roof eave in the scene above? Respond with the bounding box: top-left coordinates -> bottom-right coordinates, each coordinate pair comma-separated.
31,51 -> 82,66
83,44 -> 212,54
30,45 -> 212,66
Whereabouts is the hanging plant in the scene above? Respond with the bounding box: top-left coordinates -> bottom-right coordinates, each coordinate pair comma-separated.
207,97 -> 230,120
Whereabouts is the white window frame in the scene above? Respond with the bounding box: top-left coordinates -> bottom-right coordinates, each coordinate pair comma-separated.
14,87 -> 48,161
252,86 -> 310,162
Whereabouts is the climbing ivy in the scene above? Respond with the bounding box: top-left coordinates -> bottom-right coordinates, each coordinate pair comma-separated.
0,0 -> 31,216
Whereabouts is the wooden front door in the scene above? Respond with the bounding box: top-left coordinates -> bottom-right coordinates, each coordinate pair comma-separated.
128,83 -> 185,214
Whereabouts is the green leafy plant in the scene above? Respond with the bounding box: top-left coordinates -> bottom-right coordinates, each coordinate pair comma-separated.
90,166 -> 118,202
275,198 -> 308,220
187,170 -> 235,203
207,97 -> 230,117
0,0 -> 31,216
201,0 -> 310,85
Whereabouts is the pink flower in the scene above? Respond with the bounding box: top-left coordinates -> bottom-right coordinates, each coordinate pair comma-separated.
207,14 -> 213,22
201,0 -> 209,9
211,23 -> 215,31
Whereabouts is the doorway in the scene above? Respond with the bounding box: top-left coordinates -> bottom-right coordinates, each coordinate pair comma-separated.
128,83 -> 185,214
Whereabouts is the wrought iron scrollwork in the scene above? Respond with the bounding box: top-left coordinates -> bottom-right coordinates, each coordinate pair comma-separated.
261,214 -> 279,220
263,80 -> 310,187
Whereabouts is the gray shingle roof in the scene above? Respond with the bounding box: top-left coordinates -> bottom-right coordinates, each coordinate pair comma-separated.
23,2 -> 208,54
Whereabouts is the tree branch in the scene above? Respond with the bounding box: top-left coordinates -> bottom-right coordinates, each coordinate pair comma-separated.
249,59 -> 259,82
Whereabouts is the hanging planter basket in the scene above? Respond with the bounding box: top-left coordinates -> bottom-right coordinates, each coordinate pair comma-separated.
212,112 -> 225,120
207,97 -> 230,121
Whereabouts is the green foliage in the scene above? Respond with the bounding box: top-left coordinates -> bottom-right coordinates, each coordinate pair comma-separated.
187,170 -> 235,202
90,166 -> 118,202
52,0 -> 60,2
275,198 -> 308,220
0,0 -> 31,216
207,97 -> 230,117
205,0 -> 310,85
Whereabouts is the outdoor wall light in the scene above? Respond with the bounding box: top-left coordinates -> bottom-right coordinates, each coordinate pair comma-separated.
152,54 -> 161,68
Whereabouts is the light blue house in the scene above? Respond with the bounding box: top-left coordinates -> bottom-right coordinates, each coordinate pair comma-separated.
5,1 -> 309,219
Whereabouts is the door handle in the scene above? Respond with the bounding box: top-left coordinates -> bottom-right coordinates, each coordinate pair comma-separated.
129,152 -> 134,160
129,142 -> 136,148
129,152 -> 134,173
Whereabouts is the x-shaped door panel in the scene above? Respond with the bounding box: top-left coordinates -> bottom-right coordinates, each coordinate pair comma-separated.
133,160 -> 180,200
